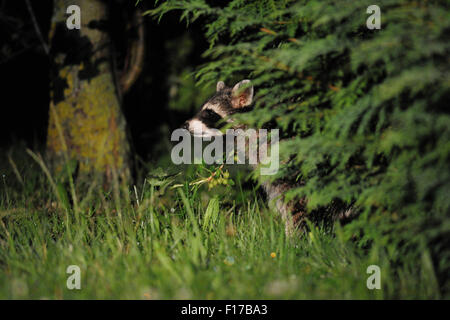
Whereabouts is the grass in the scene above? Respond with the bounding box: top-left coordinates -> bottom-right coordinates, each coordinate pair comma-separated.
0,148 -> 444,299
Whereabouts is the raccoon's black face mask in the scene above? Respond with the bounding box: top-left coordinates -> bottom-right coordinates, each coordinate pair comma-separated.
182,80 -> 254,137
197,108 -> 224,129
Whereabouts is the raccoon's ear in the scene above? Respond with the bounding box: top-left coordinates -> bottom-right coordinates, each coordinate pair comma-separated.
231,79 -> 253,108
216,81 -> 226,92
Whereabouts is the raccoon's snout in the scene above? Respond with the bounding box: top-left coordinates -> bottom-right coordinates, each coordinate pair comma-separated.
181,119 -> 223,137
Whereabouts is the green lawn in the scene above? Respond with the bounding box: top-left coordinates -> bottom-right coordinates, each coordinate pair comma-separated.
0,153 -> 443,299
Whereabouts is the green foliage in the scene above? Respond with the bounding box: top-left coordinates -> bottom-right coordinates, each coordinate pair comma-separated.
0,155 -> 442,298
150,0 -> 450,292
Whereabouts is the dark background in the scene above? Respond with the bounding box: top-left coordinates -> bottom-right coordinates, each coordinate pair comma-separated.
0,0 -> 209,161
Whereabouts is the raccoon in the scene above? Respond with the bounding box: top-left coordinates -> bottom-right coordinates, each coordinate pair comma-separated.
182,79 -> 353,235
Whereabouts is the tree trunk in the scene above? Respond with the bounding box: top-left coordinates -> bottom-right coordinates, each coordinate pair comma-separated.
47,0 -> 130,184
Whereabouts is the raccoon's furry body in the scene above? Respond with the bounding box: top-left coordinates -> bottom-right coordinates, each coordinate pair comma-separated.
182,80 -> 354,234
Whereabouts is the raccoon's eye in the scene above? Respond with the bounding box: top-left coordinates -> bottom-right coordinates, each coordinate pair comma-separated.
202,109 -> 220,120
200,109 -> 223,127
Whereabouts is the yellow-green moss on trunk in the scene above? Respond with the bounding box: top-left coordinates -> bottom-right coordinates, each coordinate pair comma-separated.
47,0 -> 130,183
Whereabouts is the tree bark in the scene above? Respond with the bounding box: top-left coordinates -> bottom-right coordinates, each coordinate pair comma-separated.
47,0 -> 130,184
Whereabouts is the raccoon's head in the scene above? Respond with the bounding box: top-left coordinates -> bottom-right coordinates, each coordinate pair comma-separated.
181,79 -> 254,137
